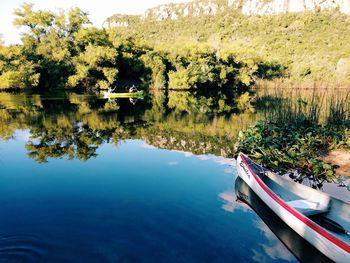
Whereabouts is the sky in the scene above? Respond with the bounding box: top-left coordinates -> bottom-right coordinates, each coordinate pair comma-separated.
0,0 -> 190,45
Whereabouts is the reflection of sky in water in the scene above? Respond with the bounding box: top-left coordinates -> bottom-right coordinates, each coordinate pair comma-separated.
252,221 -> 295,262
0,133 -> 300,262
219,189 -> 296,263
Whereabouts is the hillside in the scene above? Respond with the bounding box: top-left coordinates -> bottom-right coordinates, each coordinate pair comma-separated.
106,0 -> 350,81
1,2 -> 349,91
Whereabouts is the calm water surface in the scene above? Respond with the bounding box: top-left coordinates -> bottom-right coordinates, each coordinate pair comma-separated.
0,90 -> 347,262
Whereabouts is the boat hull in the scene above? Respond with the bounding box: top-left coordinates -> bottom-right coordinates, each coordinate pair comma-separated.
235,177 -> 332,263
236,153 -> 350,262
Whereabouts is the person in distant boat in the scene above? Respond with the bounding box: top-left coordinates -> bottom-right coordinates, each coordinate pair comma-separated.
129,98 -> 137,105
107,87 -> 116,93
129,85 -> 138,93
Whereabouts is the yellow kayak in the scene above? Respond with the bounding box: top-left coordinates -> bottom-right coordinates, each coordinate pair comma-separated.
103,91 -> 144,99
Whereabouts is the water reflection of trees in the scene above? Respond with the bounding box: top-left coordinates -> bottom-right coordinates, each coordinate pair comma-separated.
26,122 -> 105,163
1,89 -> 348,163
0,90 -> 257,162
140,90 -> 259,157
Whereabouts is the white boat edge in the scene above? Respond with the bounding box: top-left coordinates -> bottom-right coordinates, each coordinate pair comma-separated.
236,153 -> 350,263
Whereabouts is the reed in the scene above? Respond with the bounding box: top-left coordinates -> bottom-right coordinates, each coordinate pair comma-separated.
326,94 -> 350,126
255,87 -> 350,126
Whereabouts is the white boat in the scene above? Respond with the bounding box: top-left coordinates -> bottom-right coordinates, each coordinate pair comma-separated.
235,177 -> 331,262
236,153 -> 350,262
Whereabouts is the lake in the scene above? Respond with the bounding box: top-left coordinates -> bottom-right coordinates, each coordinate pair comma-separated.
0,89 -> 348,262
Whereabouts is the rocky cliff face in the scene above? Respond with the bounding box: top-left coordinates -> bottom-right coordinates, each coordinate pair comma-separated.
106,0 -> 350,28
239,0 -> 350,15
144,0 -> 350,21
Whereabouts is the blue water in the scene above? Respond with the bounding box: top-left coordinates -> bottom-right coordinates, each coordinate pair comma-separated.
2,91 -> 342,262
0,132 -> 297,262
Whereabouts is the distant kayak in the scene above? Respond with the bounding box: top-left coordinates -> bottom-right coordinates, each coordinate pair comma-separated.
237,153 -> 350,262
103,91 -> 144,99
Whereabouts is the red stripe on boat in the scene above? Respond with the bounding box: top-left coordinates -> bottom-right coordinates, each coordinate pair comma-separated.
240,153 -> 350,254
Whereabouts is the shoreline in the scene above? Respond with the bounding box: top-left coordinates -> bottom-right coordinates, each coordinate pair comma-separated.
320,149 -> 350,177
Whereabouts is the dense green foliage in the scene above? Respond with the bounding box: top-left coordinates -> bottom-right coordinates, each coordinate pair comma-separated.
3,3 -> 348,90
110,10 -> 350,81
0,4 -> 277,91
0,4 -> 121,90
0,45 -> 39,88
1,3 -> 350,90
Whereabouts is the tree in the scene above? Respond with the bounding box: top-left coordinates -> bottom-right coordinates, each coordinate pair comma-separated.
13,3 -> 54,43
140,51 -> 168,88
0,45 -> 39,89
11,4 -> 101,89
68,44 -> 118,89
